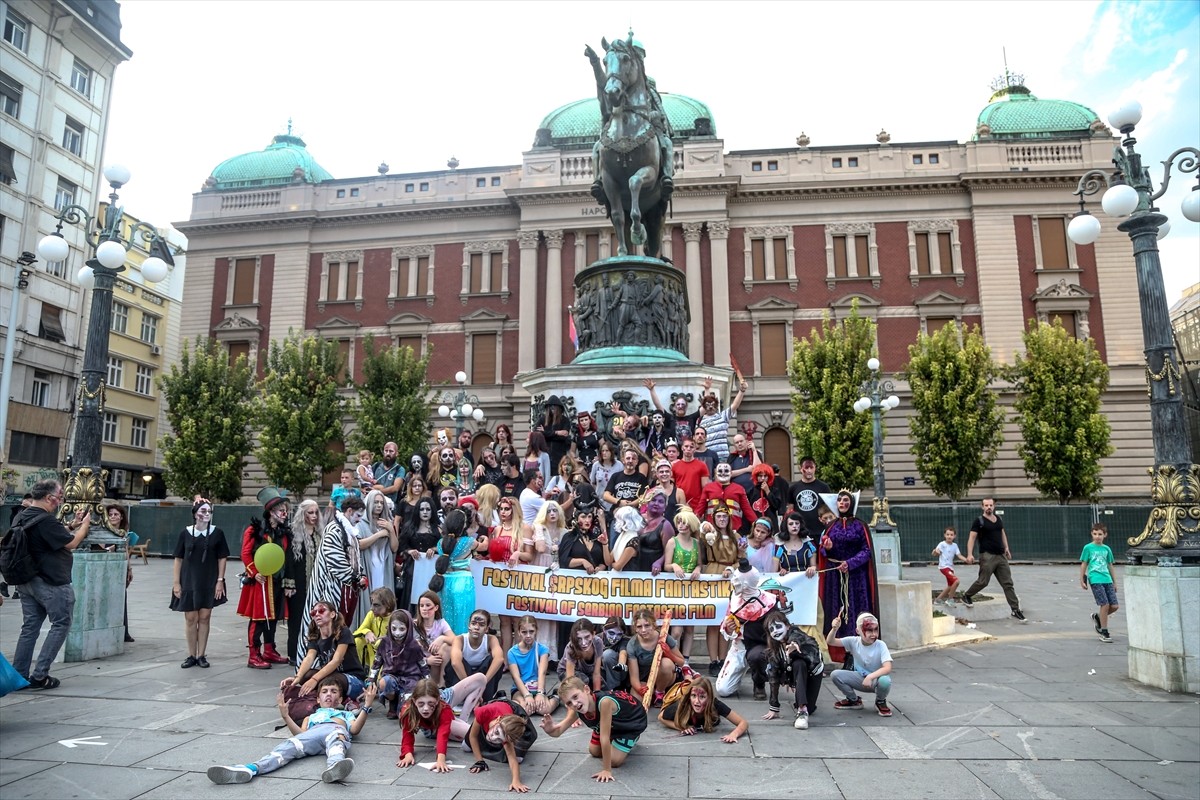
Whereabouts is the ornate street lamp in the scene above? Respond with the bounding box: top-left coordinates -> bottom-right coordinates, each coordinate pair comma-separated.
1066,101 -> 1199,565
437,370 -> 486,437
854,357 -> 901,566
36,164 -> 176,542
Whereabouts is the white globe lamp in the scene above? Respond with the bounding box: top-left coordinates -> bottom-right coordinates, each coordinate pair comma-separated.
77,265 -> 95,290
95,240 -> 127,270
1101,184 -> 1139,218
1067,213 -> 1101,245
37,234 -> 70,262
141,256 -> 168,283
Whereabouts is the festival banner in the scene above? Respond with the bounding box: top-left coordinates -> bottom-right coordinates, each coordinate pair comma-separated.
467,561 -> 818,626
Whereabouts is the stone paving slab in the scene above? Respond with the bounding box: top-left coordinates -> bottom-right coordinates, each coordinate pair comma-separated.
1096,725 -> 1200,763
862,725 -> 1020,760
1100,759 -> 1200,800
0,758 -> 56,787
0,721 -> 101,759
136,771 -> 313,800
15,727 -> 204,767
961,758 -> 1159,799
890,701 -> 1027,728
0,761 -> 182,799
533,751 -> 689,796
988,726 -> 1158,761
990,700 -> 1144,728
746,724 -> 885,759
1096,699 -> 1200,725
823,757 -> 1002,799
688,756 -> 844,798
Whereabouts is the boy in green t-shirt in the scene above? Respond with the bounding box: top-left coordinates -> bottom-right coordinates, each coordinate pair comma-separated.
1079,523 -> 1119,643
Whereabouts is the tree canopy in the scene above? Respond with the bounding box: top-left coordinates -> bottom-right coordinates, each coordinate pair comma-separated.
903,322 -> 1005,501
158,337 -> 256,502
1012,320 -> 1113,503
348,335 -> 434,464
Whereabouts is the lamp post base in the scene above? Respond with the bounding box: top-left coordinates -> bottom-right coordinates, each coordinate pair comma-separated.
65,549 -> 127,661
1125,563 -> 1200,694
1126,462 -> 1200,565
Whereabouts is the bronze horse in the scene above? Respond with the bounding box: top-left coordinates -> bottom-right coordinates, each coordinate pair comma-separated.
586,37 -> 670,259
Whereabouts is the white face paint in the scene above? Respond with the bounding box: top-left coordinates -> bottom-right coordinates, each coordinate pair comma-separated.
576,632 -> 594,651
769,621 -> 789,641
390,621 -> 407,640
486,724 -> 507,745
716,465 -> 732,482
414,695 -> 439,719
419,505 -> 433,521
347,510 -> 364,525
437,430 -> 449,447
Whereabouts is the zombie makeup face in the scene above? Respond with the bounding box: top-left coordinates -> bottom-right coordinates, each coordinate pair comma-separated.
346,508 -> 364,525
440,492 -> 457,511
651,412 -> 665,430
440,448 -> 456,468
390,620 -> 408,640
419,596 -> 438,620
673,398 -> 688,416
646,493 -> 666,517
486,721 -> 508,745
603,627 -> 623,646
689,686 -> 710,714
411,455 -> 425,474
437,429 -> 449,448
546,505 -> 559,524
623,450 -> 639,470
768,620 -> 789,641
317,683 -> 345,708
787,517 -> 802,537
837,493 -> 852,514
415,695 -> 440,719
107,507 -> 123,526
575,630 -> 595,651
715,463 -> 732,484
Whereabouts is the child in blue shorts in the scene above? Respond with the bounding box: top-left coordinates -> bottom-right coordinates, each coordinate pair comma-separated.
1080,523 -> 1119,643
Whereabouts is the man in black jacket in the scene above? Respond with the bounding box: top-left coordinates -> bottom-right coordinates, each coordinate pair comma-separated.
12,479 -> 89,690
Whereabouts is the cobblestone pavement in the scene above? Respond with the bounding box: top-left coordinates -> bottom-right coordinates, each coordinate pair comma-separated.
2,560 -> 1196,799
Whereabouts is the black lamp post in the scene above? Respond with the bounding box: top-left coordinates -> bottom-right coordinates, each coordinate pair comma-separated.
437,370 -> 486,437
36,164 -> 175,541
854,358 -> 900,536
1066,101 -> 1199,565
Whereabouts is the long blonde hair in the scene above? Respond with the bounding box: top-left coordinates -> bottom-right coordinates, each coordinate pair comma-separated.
290,498 -> 320,558
475,483 -> 500,527
364,488 -> 393,532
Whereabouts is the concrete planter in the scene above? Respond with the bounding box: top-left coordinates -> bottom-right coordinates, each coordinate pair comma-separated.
931,613 -> 956,637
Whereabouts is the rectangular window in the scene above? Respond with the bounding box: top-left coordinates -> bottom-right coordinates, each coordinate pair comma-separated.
915,232 -> 932,275
227,341 -> 250,367
111,301 -> 129,334
419,182 -> 429,191
44,251 -> 68,279
832,236 -> 848,278
491,176 -> 501,186
854,235 -> 869,275
405,183 -> 414,192
469,253 -> 484,293
586,233 -> 599,265
912,154 -> 923,165
773,238 -> 788,279
476,177 -> 486,188
1053,313 -> 1077,338
336,339 -> 351,383
4,8 -> 28,51
336,189 -> 345,198
767,160 -> 778,171
135,364 -> 154,395
398,256 -> 429,297
107,356 -> 124,388
0,142 -> 15,184
140,313 -> 159,343
63,117 -> 84,156
130,418 -> 149,449
102,412 -> 119,444
232,257 -> 256,304
350,187 -> 359,197
0,71 -> 20,118
70,58 -> 91,97
751,161 -> 762,172
750,238 -> 766,281
832,158 -> 842,168
471,332 -> 497,384
396,335 -> 422,356
30,371 -> 51,407
10,431 -> 58,467
929,153 -> 940,165
937,232 -> 953,273
38,303 -> 65,342
489,252 -> 503,291
759,322 -> 788,376
345,261 -> 358,299
326,260 -> 341,299
926,317 -> 954,335
1038,217 -> 1070,270
55,177 -> 77,212
848,157 -> 859,168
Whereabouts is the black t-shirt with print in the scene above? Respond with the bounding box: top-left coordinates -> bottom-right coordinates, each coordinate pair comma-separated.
605,470 -> 648,503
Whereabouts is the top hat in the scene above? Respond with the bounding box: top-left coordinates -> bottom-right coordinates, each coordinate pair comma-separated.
257,486 -> 289,512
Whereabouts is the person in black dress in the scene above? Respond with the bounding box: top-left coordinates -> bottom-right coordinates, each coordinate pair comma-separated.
172,498 -> 230,669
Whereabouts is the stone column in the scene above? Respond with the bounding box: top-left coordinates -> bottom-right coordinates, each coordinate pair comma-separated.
661,224 -> 673,263
709,220 -> 732,366
683,222 -> 705,361
518,231 -> 540,373
544,230 -> 564,367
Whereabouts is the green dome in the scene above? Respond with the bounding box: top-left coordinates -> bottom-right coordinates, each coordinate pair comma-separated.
206,134 -> 334,190
534,93 -> 716,148
974,84 -> 1103,141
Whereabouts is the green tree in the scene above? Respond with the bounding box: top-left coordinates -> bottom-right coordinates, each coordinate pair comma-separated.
158,337 -> 256,502
1012,320 -> 1113,503
787,306 -> 877,491
256,332 -> 346,496
903,322 -> 1005,501
348,335 -> 434,463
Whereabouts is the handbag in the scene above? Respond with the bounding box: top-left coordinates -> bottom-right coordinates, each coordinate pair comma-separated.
714,637 -> 747,697
282,678 -> 320,721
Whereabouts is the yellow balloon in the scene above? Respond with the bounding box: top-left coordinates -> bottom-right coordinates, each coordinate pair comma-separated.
254,542 -> 285,575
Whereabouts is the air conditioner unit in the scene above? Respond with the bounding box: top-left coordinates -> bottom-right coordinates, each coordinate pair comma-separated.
150,345 -> 162,356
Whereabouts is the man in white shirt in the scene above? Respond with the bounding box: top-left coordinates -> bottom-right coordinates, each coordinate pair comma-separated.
519,468 -> 545,525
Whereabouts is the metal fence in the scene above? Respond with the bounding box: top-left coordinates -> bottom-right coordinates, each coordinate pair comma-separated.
4,500 -> 1153,564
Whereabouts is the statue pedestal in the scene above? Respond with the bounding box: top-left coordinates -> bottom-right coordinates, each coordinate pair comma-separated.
65,550 -> 126,662
1125,563 -> 1199,693
872,531 -> 902,581
877,579 -> 933,649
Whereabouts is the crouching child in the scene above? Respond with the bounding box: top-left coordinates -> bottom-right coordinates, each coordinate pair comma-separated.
208,676 -> 377,785
540,676 -> 647,783
466,697 -> 538,793
826,609 -> 894,717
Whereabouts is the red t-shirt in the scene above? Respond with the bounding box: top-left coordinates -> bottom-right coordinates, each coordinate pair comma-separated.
400,703 -> 455,757
672,459 -> 710,514
472,700 -> 510,732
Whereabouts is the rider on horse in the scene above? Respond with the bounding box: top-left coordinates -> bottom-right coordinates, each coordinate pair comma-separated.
585,33 -> 675,209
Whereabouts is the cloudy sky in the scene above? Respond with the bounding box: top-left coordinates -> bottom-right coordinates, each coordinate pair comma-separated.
104,0 -> 1198,303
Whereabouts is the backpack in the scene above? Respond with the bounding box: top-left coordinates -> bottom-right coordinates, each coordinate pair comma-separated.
0,510 -> 48,586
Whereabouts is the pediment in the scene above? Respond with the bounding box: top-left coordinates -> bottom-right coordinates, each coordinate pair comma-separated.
1032,279 -> 1093,301
314,315 -> 361,331
830,292 -> 881,309
915,290 -> 966,307
460,308 -> 509,323
214,312 -> 262,331
746,295 -> 798,312
386,312 -> 434,326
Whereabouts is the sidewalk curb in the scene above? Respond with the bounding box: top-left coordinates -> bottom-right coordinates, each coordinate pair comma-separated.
892,628 -> 995,658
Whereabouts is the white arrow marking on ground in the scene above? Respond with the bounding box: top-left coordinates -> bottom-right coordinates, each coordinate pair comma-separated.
59,736 -> 107,748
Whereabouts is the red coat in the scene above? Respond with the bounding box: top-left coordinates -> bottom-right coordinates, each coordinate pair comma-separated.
699,482 -> 757,531
235,522 -> 289,621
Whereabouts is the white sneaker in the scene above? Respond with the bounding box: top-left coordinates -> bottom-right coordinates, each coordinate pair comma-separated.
207,765 -> 255,784
944,599 -> 956,608
933,598 -> 944,606
322,758 -> 354,783
794,710 -> 809,730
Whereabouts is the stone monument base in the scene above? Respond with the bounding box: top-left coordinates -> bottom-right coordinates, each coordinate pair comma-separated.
65,549 -> 127,662
1125,563 -> 1199,694
876,578 -> 933,650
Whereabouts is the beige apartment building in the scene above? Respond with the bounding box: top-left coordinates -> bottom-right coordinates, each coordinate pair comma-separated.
175,76 -> 1155,502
